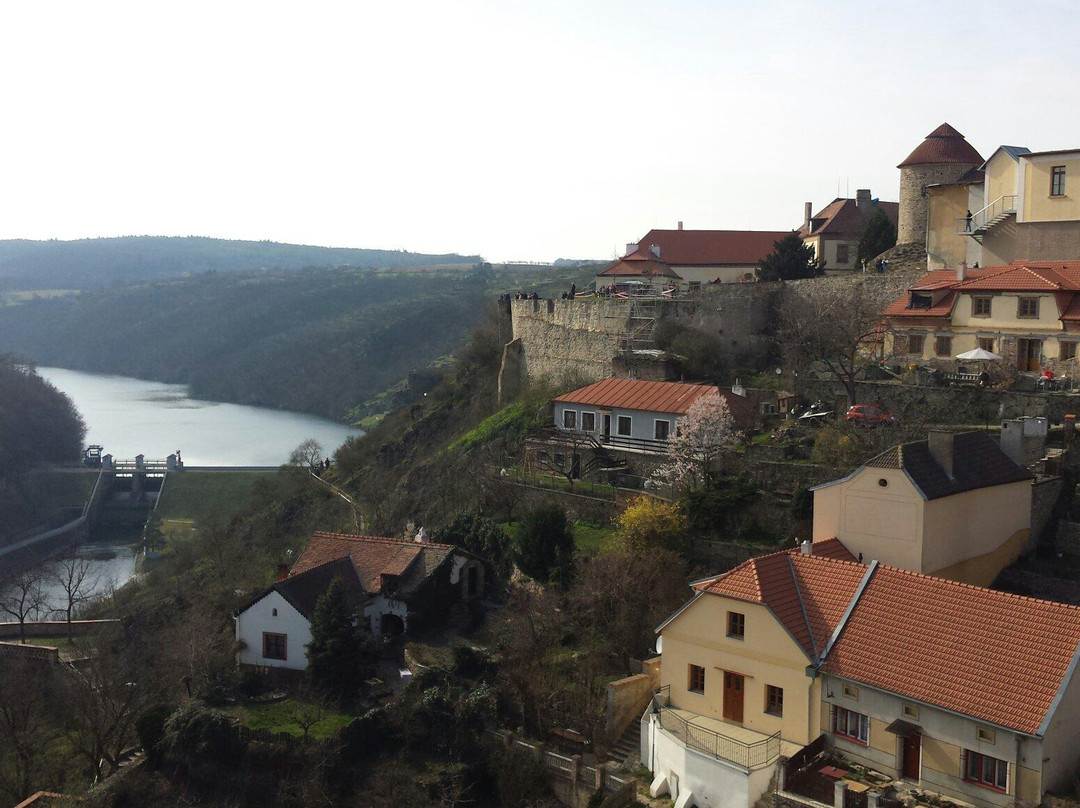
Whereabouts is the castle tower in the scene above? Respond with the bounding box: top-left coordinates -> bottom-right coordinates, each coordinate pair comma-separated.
897,123 -> 983,246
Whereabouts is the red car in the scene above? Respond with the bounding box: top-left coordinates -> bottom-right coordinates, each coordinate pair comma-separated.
845,404 -> 899,426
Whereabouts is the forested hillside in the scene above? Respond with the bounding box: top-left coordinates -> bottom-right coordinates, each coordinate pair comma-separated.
0,236 -> 481,289
0,265 -> 591,421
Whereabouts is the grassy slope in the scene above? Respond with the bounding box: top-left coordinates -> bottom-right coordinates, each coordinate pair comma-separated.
156,471 -> 272,525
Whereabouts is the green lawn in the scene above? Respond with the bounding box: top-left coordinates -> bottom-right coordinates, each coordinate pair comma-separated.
501,519 -> 617,557
25,470 -> 98,510
230,697 -> 354,739
155,471 -> 268,525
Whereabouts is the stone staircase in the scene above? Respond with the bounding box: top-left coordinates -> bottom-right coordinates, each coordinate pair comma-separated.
605,721 -> 641,768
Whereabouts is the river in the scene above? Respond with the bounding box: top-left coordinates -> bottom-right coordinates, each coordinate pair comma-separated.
3,368 -> 364,609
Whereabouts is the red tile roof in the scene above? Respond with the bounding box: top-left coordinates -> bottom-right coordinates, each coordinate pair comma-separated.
805,538 -> 858,562
898,123 -> 984,168
291,532 -> 457,595
553,377 -> 721,415
822,563 -> 1080,735
631,229 -> 792,266
681,551 -> 1080,735
597,255 -> 681,278
884,261 -> 1080,320
797,198 -> 899,239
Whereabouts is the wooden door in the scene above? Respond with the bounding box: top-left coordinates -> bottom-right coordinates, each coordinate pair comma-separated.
902,734 -> 920,779
602,414 -> 611,439
1018,339 -> 1042,372
723,672 -> 744,723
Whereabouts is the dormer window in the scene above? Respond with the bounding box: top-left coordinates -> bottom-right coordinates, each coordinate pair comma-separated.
909,292 -> 933,310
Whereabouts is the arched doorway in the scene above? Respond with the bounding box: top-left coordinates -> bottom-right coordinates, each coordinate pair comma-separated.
380,613 -> 405,637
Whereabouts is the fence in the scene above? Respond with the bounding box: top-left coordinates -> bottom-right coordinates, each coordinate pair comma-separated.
234,724 -> 322,750
785,765 -> 836,805
654,700 -> 779,771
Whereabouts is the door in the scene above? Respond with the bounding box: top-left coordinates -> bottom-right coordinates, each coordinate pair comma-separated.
902,734 -> 920,780
723,672 -> 744,723
1018,339 -> 1042,372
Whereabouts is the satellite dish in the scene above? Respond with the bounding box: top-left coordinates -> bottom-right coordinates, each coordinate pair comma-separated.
655,635 -> 663,653
775,367 -> 783,375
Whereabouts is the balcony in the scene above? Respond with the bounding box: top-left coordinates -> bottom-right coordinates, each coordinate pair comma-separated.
956,195 -> 1017,241
651,689 -> 780,772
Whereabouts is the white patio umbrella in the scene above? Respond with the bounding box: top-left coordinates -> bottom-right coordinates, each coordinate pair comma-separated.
955,347 -> 1002,361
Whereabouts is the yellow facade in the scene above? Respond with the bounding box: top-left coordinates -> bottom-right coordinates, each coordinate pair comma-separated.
659,596 -> 820,745
1024,155 -> 1080,222
985,149 -> 1020,209
926,185 -> 969,270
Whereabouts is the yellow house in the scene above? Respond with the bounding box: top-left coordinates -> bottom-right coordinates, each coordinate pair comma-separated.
925,140 -> 1080,270
811,430 -> 1033,586
644,548 -> 1080,808
883,260 -> 1080,376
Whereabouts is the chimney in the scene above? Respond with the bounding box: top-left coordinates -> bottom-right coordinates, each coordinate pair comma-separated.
856,189 -> 871,209
957,260 -> 967,281
275,563 -> 289,582
927,430 -> 956,478
800,539 -> 812,556
677,221 -> 684,231
650,244 -> 661,258
415,526 -> 429,543
804,202 -> 812,230
625,242 -> 638,256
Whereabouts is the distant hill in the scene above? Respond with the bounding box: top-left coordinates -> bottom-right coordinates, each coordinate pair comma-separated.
0,236 -> 482,289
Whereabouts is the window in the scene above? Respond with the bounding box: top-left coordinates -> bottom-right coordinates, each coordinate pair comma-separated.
902,704 -> 920,720
972,297 -> 992,317
727,611 -> 745,639
766,685 -> 784,716
1018,297 -> 1039,319
832,706 -> 869,744
978,337 -> 996,353
654,420 -> 671,441
562,409 -> 577,429
272,608 -> 278,617
617,415 -> 632,436
976,726 -> 996,744
964,750 -> 1008,791
581,411 -> 596,431
907,334 -> 925,355
1062,342 -> 1078,361
688,664 -> 706,694
935,336 -> 952,357
842,684 -> 859,700
836,243 -> 851,264
909,292 -> 933,310
263,632 -> 287,660
1052,165 -> 1066,197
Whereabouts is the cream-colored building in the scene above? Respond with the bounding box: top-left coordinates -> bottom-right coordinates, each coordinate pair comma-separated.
643,547 -> 1080,808
797,190 -> 899,272
884,260 -> 1080,375
924,138 -> 1080,270
811,430 -> 1033,586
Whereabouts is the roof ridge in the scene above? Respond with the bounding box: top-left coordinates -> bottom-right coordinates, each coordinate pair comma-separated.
787,554 -> 818,662
309,531 -> 457,551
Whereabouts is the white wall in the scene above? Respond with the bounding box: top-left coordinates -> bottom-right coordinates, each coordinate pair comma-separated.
643,714 -> 774,808
554,402 -> 681,443
235,591 -> 312,671
363,595 -> 409,635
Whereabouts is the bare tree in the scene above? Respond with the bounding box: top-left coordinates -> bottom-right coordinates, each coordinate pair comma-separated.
288,438 -> 324,472
50,555 -> 98,638
778,276 -> 907,404
0,659 -> 56,803
0,569 -> 46,644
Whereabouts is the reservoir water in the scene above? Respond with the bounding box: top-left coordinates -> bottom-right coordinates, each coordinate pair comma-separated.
39,367 -> 363,466
2,368 -> 364,610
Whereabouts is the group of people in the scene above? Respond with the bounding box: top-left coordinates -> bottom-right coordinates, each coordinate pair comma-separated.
499,291 -> 542,301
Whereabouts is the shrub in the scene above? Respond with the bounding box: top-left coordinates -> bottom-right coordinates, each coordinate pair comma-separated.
159,702 -> 246,774
513,504 -> 574,586
135,703 -> 175,765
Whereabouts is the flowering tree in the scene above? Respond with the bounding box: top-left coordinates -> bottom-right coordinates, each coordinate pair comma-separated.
656,393 -> 738,491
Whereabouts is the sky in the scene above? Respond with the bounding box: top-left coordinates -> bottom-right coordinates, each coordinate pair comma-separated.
0,1 -> 1078,263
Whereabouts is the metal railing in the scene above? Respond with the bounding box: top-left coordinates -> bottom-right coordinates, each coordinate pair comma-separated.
956,195 -> 1017,234
650,688 -> 780,771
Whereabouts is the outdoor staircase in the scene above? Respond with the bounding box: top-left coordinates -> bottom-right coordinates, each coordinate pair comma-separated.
625,299 -> 659,351
959,195 -> 1017,243
605,721 -> 642,768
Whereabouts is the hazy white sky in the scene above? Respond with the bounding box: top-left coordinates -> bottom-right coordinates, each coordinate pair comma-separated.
1,1 -> 1077,262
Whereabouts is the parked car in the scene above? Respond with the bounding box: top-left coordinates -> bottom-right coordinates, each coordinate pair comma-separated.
845,404 -> 899,426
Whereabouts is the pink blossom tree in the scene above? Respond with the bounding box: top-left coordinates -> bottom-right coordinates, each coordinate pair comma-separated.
656,393 -> 739,491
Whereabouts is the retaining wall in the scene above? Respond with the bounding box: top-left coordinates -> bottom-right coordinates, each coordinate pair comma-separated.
0,619 -> 122,639
605,657 -> 662,745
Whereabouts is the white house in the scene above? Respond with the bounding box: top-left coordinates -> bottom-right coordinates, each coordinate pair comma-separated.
235,532 -> 488,673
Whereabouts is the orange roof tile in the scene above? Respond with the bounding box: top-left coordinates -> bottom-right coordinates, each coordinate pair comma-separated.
681,551 -> 1080,735
898,123 -> 984,168
553,377 -> 721,415
292,532 -> 457,594
797,197 -> 899,239
597,256 -> 681,278
631,229 -> 793,266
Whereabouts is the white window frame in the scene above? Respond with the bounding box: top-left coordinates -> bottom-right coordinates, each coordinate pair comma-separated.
581,411 -> 596,432
562,409 -> 577,430
617,415 -> 632,437
832,705 -> 868,744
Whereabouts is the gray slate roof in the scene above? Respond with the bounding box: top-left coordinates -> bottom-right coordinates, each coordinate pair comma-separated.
865,431 -> 1033,500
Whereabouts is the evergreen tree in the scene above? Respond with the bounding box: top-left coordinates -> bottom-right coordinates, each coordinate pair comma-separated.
306,577 -> 367,702
512,505 -> 574,586
430,511 -> 512,582
857,208 -> 897,264
756,234 -> 821,281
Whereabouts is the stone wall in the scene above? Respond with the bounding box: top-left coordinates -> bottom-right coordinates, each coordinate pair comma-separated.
1032,476 -> 1066,546
898,162 -> 977,246
982,218 -> 1080,267
605,657 -> 661,744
